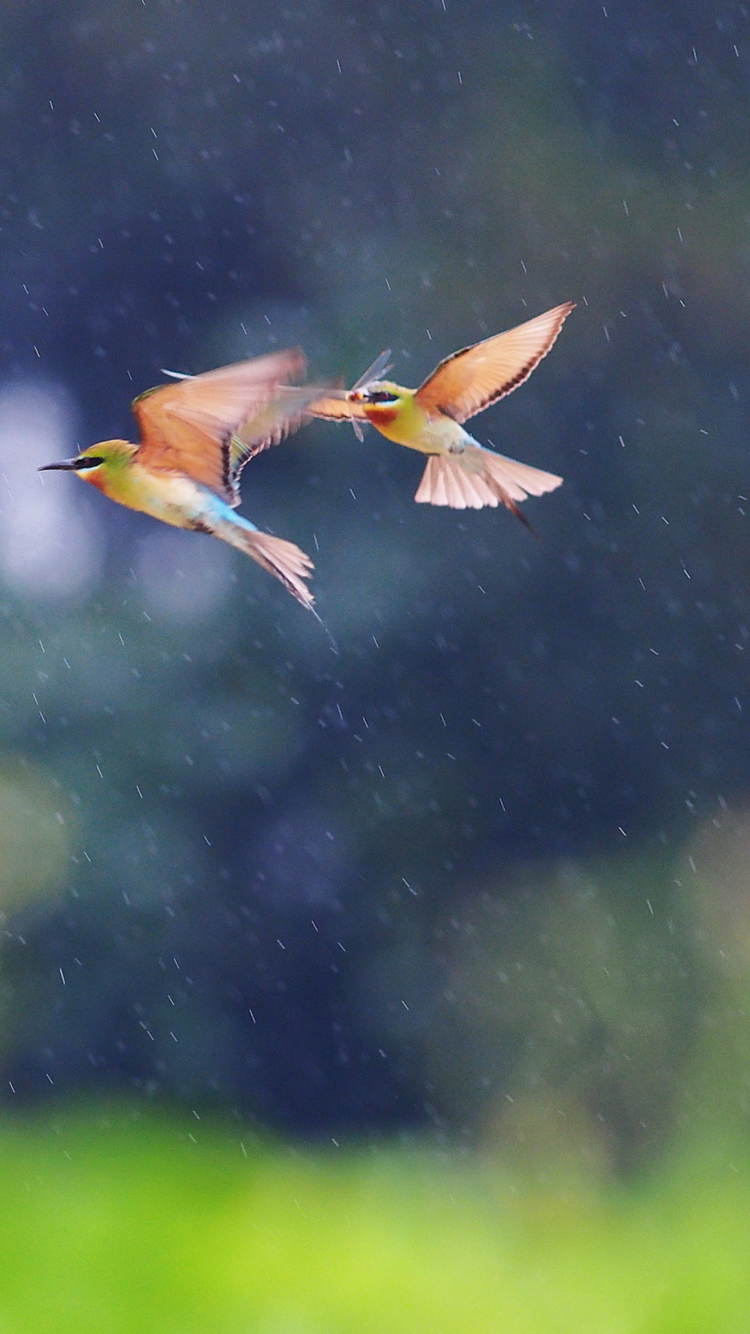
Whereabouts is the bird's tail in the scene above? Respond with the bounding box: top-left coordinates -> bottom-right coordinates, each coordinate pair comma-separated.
213,516 -> 315,609
414,445 -> 562,522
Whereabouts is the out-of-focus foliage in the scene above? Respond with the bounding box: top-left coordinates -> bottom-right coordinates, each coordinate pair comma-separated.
0,1106 -> 748,1334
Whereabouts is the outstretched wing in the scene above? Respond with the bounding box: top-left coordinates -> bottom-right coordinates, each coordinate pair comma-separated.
414,303 -> 575,424
132,348 -> 307,502
307,393 -> 369,423
229,383 -> 333,482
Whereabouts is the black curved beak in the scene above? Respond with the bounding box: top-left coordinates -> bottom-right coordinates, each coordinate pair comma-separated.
39,459 -> 77,472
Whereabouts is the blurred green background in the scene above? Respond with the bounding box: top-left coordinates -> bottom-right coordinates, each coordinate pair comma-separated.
2,0 -> 750,1327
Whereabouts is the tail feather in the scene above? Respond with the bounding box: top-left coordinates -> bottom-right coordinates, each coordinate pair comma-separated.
415,446 -> 562,517
245,530 -> 315,609
211,516 -> 315,609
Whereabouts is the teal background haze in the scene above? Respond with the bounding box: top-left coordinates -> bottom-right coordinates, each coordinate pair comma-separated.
2,0 -> 750,1327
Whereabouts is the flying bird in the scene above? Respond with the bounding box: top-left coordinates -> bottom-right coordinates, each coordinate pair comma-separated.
310,303 -> 574,523
40,349 -> 324,609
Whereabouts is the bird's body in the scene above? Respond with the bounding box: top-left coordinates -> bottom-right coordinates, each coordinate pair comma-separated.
41,349 -> 323,609
79,441 -> 238,529
358,393 -> 450,453
310,302 -> 574,520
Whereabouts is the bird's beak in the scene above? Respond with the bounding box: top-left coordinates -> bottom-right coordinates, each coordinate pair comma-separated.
38,459 -> 77,471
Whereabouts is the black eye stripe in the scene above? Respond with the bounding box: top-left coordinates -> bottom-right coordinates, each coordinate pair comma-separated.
73,456 -> 105,470
365,390 -> 398,404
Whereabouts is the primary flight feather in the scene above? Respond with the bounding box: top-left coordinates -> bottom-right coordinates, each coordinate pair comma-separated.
41,348 -> 324,609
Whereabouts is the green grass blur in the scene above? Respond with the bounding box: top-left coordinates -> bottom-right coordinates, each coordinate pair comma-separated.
0,1105 -> 748,1333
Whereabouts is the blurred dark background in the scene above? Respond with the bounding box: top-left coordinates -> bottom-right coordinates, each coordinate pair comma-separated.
1,0 -> 750,1172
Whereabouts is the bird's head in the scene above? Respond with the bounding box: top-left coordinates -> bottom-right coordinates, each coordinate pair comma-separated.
39,439 -> 137,489
348,380 -> 403,410
347,381 -> 409,437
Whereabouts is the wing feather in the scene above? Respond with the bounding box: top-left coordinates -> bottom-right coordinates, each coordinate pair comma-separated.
414,303 -> 575,424
229,384 -> 333,478
308,393 -> 369,423
132,348 -> 307,501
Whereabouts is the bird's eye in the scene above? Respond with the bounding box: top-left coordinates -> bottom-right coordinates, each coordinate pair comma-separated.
365,390 -> 398,404
73,456 -> 105,470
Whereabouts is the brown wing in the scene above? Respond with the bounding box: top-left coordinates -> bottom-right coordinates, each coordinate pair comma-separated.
132,347 -> 307,501
414,302 -> 575,424
230,384 -> 334,477
307,392 -> 369,423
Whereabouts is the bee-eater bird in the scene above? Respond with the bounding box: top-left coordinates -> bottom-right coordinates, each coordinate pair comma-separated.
310,302 -> 574,523
40,348 -> 325,609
